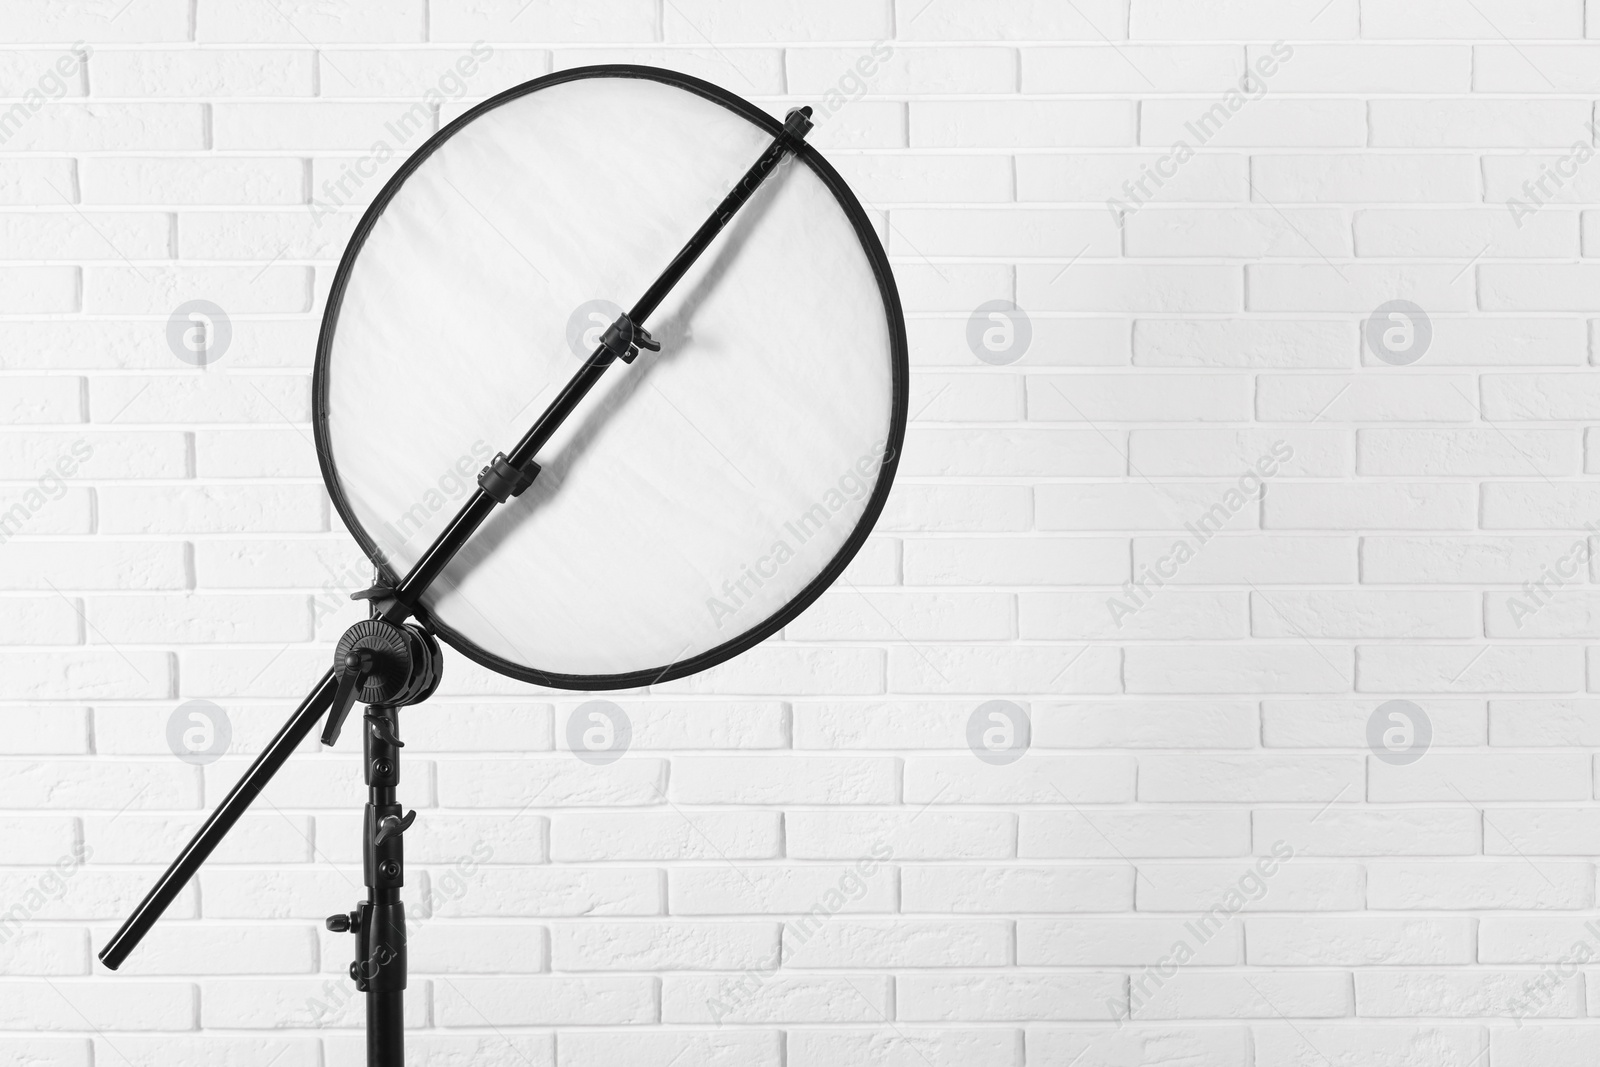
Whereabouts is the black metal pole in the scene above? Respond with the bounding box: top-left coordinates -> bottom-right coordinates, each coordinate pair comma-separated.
98,670 -> 338,970
369,990 -> 404,1064
97,106 -> 814,991
625,114 -> 808,326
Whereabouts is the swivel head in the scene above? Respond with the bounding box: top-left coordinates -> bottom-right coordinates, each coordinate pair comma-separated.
321,619 -> 442,746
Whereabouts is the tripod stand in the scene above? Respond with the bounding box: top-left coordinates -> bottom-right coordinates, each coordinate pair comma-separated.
98,102 -> 815,1066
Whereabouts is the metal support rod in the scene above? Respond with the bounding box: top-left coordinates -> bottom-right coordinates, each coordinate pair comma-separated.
98,670 -> 338,970
368,990 -> 404,1065
97,105 -> 814,977
626,114 -> 807,326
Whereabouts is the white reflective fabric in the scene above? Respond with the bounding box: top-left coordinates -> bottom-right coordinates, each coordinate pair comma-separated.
321,73 -> 897,682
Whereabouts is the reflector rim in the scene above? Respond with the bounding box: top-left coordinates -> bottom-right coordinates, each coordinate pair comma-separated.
313,64 -> 909,692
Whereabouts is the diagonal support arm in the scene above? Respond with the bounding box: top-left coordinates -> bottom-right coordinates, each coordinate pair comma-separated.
98,670 -> 338,969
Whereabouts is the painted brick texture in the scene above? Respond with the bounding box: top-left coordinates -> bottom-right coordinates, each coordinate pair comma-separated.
2,1 -> 1600,1065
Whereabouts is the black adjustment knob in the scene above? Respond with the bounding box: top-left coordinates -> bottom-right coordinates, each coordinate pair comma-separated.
366,714 -> 405,748
325,910 -> 359,933
374,809 -> 416,846
321,647 -> 376,748
598,313 -> 660,364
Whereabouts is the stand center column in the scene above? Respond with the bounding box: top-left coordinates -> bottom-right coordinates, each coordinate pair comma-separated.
330,704 -> 410,1066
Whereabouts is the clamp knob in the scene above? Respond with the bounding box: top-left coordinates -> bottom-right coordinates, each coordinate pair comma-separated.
374,810 -> 416,846
321,648 -> 374,747
325,909 -> 360,933
598,313 -> 660,365
366,713 -> 405,748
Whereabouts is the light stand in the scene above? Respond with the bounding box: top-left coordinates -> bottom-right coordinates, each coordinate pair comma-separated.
97,105 -> 815,1066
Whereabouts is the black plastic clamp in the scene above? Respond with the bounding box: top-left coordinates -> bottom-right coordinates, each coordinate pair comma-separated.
598,313 -> 661,365
780,105 -> 814,147
477,451 -> 539,503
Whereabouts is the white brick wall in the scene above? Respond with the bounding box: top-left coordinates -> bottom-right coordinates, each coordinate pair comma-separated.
3,1 -> 1600,1064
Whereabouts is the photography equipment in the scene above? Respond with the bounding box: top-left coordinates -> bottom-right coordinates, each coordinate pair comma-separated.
96,65 -> 907,1065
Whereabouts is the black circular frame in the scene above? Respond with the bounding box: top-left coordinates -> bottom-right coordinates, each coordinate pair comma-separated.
313,64 -> 910,691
